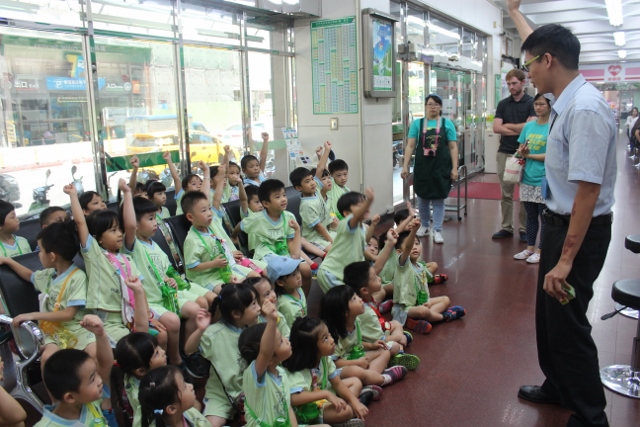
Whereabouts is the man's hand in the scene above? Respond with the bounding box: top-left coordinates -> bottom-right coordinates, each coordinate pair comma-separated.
543,260 -> 572,302
400,167 -> 409,180
451,168 -> 459,181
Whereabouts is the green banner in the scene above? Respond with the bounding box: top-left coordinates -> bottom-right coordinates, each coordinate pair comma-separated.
106,150 -> 179,172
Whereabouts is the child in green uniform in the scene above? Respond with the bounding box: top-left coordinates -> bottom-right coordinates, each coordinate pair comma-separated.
145,180 -> 171,220
0,222 -> 96,374
164,152 -> 209,215
321,286 -> 407,390
344,259 -> 419,371
238,300 -> 308,427
316,190 -> 374,294
245,276 -> 291,338
115,332 -> 192,427
40,206 -> 70,228
391,218 -> 465,335
326,159 -> 350,218
34,315 -> 116,427
125,197 -> 215,376
184,283 -> 261,427
78,191 -> 108,216
66,180 -> 151,344
290,142 -> 337,253
239,179 -> 313,294
0,200 -> 32,257
267,255 -> 307,331
283,317 -> 370,427
241,132 -> 270,187
139,365 -> 209,427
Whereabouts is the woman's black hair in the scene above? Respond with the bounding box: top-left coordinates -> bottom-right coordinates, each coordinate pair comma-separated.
139,365 -> 182,427
209,283 -> 258,324
78,191 -> 101,211
0,200 -> 15,226
320,286 -> 354,341
632,107 -> 639,115
238,323 -> 268,365
283,317 -> 324,372
146,180 -> 167,199
533,93 -> 551,107
114,332 -> 159,375
133,196 -> 159,221
181,174 -> 202,192
86,209 -> 120,241
36,221 -> 79,261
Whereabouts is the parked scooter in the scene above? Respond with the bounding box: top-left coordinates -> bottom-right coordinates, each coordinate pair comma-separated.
71,165 -> 84,196
29,170 -> 53,213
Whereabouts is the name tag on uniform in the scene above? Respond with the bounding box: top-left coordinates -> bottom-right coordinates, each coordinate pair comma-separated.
541,176 -> 550,200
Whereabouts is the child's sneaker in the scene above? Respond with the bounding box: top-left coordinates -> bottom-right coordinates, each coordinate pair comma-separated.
433,273 -> 448,284
381,366 -> 408,386
402,330 -> 413,345
378,299 -> 393,314
311,268 -> 318,279
442,305 -> 466,322
390,353 -> 420,371
526,253 -> 541,264
358,385 -> 383,405
514,249 -> 534,260
333,419 -> 365,427
405,318 -> 432,334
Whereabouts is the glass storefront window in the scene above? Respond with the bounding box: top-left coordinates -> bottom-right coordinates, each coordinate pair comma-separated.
89,0 -> 178,39
0,29 -> 95,218
180,3 -> 241,46
462,29 -> 476,59
0,0 -> 84,27
407,8 -> 425,46
428,14 -> 460,55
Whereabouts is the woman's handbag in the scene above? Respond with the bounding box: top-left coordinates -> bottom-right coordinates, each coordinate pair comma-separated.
503,155 -> 524,183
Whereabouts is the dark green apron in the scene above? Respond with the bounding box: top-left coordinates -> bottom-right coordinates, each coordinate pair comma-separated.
413,117 -> 452,200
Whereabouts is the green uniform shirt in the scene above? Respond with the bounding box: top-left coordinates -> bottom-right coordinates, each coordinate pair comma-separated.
317,214 -> 366,281
82,235 -> 142,311
286,356 -> 340,395
359,303 -> 385,342
159,206 -> 170,219
32,264 -> 89,330
243,363 -> 290,427
175,189 -> 185,215
258,312 -> 291,338
184,226 -> 234,290
124,374 -> 142,427
240,210 -> 296,261
379,250 -> 396,284
392,254 -> 429,307
333,318 -> 362,360
200,321 -> 244,401
0,235 -> 32,257
277,289 -> 307,331
34,387 -> 110,427
326,178 -> 350,218
299,179 -> 336,248
124,238 -> 172,313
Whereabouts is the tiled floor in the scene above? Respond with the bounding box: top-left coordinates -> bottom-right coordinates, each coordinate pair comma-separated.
311,136 -> 640,426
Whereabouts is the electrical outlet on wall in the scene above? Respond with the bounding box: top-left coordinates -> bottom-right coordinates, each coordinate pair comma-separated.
330,117 -> 338,130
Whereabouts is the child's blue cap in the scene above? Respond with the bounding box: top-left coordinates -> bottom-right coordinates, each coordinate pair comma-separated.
265,255 -> 302,284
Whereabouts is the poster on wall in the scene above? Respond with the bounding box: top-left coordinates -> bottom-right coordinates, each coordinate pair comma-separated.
310,17 -> 359,114
362,8 -> 398,98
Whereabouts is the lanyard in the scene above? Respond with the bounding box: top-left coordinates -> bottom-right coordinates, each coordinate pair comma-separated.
142,243 -> 164,285
283,292 -> 306,316
193,226 -> 229,262
365,301 -> 384,321
355,320 -> 362,345
86,403 -> 106,427
103,251 -> 135,312
320,357 -> 329,390
243,373 -> 290,427
421,117 -> 442,148
0,236 -> 23,257
52,268 -> 80,311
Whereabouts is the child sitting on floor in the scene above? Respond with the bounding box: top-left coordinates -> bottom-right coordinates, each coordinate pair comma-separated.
245,276 -> 291,338
266,255 -> 307,331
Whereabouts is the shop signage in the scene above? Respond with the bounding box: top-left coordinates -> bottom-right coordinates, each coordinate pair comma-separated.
13,78 -> 40,91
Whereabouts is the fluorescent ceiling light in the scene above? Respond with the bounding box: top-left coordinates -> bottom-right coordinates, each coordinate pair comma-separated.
614,31 -> 625,46
618,49 -> 627,59
93,14 -> 174,31
605,0 -> 623,26
407,16 -> 426,27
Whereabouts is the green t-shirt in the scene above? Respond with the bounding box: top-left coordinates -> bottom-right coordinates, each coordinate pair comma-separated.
333,318 -> 362,360
175,189 -> 185,215
326,178 -> 350,218
125,238 -> 171,310
408,117 -> 457,141
184,226 -> 234,290
240,210 -> 296,261
276,289 -> 307,331
34,387 -> 110,427
258,311 -> 291,338
82,235 -> 142,312
359,303 -> 385,342
159,206 -> 170,219
124,374 -> 142,427
0,235 -> 32,257
32,265 -> 88,329
286,356 -> 340,396
518,120 -> 549,187
243,363 -> 290,427
299,181 -> 336,247
379,250 -> 396,285
200,321 -> 244,400
318,214 -> 366,281
392,254 -> 429,307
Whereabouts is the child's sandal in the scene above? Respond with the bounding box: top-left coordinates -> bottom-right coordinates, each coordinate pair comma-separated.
433,274 -> 448,284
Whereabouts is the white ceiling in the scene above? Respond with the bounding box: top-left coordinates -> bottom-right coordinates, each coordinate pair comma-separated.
496,0 -> 640,64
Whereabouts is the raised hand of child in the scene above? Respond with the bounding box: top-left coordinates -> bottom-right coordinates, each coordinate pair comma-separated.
315,146 -> 323,157
261,299 -> 278,322
326,394 -> 347,413
352,401 -> 369,420
224,145 -> 231,154
386,228 -> 399,246
324,140 -> 332,151
118,178 -> 130,193
63,183 -> 77,196
130,155 -> 140,169
124,276 -> 143,292
162,151 -> 172,162
364,187 -> 375,202
211,254 -> 228,269
80,314 -> 105,337
195,309 -> 211,331
198,160 -> 209,172
261,132 -> 269,142
288,219 -> 300,232
407,201 -> 416,219
371,214 -> 381,227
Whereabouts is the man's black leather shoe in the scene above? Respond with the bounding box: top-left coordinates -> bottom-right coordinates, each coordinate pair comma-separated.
517,385 -> 561,405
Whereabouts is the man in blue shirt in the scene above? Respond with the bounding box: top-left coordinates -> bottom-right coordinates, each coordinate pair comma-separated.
511,7 -> 616,427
